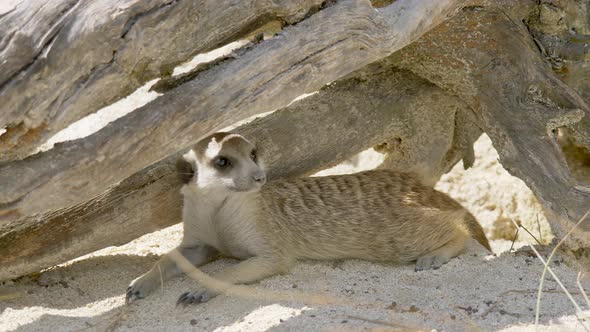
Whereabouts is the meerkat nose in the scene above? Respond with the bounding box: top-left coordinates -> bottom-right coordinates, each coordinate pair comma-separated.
253,172 -> 266,183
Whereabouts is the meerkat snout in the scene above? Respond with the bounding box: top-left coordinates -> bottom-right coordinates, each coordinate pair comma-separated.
178,132 -> 265,192
252,171 -> 266,184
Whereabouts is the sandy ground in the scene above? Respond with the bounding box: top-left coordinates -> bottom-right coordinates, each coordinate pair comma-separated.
1,43 -> 589,332
1,135 -> 589,332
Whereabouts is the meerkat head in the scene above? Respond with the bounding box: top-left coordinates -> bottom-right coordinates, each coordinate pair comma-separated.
177,132 -> 266,193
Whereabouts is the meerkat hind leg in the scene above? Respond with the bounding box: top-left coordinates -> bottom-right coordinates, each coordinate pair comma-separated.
127,244 -> 217,302
177,255 -> 289,306
415,231 -> 468,272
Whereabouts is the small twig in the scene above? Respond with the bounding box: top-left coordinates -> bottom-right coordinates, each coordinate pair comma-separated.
0,292 -> 21,301
517,222 -> 543,247
536,214 -> 544,244
346,315 -> 421,331
509,227 -> 520,252
158,263 -> 164,293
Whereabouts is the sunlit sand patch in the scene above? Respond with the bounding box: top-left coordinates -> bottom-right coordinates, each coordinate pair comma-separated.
173,41 -> 249,77
38,79 -> 162,152
214,304 -> 308,332
0,296 -> 124,331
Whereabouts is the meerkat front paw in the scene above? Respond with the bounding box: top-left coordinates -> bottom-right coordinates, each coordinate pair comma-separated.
414,255 -> 450,272
126,273 -> 160,303
176,290 -> 218,306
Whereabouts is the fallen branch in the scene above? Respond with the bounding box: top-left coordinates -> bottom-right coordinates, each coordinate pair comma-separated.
0,0 -> 326,160
0,0 -> 464,219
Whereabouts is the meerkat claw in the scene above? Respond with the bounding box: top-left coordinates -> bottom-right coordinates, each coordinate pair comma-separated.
126,286 -> 144,304
176,290 -> 212,307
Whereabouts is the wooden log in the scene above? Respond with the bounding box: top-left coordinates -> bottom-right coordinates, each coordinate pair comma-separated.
0,0 -> 464,220
0,66 -> 476,281
389,6 -> 590,249
0,0 -> 326,161
524,0 -> 590,140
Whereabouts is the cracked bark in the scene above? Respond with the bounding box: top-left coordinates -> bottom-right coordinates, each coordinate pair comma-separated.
0,0 -> 81,87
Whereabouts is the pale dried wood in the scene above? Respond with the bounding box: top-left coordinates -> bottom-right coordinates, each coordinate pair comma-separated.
0,0 -> 464,220
389,6 -> 590,249
0,66 -> 476,281
0,0 -> 326,161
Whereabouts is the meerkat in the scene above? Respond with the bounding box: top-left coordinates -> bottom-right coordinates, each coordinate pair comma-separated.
126,132 -> 491,305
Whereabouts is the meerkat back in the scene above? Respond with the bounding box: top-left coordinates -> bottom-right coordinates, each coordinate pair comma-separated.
257,170 -> 490,269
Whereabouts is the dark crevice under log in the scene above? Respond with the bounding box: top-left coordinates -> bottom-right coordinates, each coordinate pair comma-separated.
388,6 -> 590,249
0,65 -> 477,281
0,0 -> 463,220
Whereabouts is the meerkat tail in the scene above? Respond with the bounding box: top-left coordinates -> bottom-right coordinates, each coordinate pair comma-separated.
463,212 -> 492,251
436,208 -> 491,252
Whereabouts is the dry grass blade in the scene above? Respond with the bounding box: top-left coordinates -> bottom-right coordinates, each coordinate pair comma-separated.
577,272 -> 590,308
513,209 -> 590,330
536,214 -> 544,244
528,245 -> 584,313
0,292 -> 21,301
518,223 -> 543,247
157,264 -> 164,294
528,243 -> 590,331
509,227 -> 520,252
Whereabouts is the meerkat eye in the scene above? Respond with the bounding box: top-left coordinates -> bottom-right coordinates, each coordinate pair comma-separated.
214,156 -> 230,169
250,150 -> 257,163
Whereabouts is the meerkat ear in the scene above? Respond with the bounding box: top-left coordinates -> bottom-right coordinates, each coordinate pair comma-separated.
176,149 -> 198,184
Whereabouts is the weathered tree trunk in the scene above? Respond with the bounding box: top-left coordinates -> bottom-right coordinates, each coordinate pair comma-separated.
0,0 -> 327,161
388,5 -> 590,248
0,65 -> 477,281
0,0 -> 462,220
